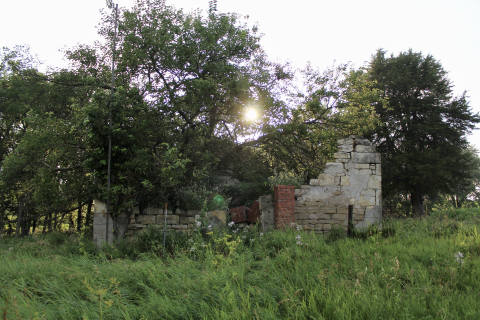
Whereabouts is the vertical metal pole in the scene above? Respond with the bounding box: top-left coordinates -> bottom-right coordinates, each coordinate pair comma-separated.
348,205 -> 353,237
106,3 -> 118,245
163,203 -> 168,257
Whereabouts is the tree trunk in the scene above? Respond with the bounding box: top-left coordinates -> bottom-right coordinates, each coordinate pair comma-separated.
0,204 -> 4,239
449,195 -> 457,208
0,210 -> 3,238
53,212 -> 58,231
7,222 -> 14,236
44,212 -> 53,233
411,188 -> 425,217
0,192 -> 4,238
85,200 -> 93,230
15,198 -> 25,238
22,217 -> 30,237
76,201 -> 83,232
32,217 -> 37,234
69,213 -> 75,233
21,203 -> 30,237
456,196 -> 463,208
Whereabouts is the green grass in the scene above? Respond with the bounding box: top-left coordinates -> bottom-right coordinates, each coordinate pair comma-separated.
1,209 -> 480,319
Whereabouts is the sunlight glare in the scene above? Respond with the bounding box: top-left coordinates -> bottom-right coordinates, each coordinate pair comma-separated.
245,108 -> 258,121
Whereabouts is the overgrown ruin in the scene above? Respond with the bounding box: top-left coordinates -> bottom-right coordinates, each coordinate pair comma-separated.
93,135 -> 382,246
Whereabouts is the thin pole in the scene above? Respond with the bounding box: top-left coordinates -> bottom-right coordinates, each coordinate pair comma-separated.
106,3 -> 118,245
163,203 -> 168,257
348,205 -> 353,237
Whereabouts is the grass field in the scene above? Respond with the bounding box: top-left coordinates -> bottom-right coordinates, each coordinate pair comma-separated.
1,208 -> 480,319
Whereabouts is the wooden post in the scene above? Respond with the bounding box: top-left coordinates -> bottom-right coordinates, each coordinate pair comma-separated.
347,205 -> 353,237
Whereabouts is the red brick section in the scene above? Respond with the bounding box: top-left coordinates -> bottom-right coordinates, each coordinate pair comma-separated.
248,201 -> 260,224
245,207 -> 252,223
229,206 -> 248,224
274,185 -> 295,229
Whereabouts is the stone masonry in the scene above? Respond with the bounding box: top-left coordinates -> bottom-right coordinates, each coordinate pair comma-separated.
93,135 -> 381,246
294,135 -> 382,233
93,202 -> 227,245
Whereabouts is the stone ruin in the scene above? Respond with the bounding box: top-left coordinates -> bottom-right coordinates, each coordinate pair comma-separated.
93,135 -> 382,246
293,135 -> 382,232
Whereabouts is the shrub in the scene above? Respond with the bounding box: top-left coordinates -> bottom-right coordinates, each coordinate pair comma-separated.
268,169 -> 306,190
326,225 -> 345,244
381,220 -> 397,238
350,223 -> 380,240
134,225 -> 164,255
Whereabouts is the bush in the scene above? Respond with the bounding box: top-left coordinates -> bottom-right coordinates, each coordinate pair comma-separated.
438,207 -> 480,221
134,225 -> 165,255
175,181 -> 232,211
350,223 -> 380,240
381,220 -> 397,238
326,225 -> 345,244
268,169 -> 306,190
46,232 -> 69,246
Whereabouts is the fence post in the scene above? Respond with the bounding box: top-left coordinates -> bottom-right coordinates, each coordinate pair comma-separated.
348,205 -> 353,237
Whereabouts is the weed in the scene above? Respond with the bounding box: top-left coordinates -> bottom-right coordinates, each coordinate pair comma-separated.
325,225 -> 345,244
1,208 -> 480,319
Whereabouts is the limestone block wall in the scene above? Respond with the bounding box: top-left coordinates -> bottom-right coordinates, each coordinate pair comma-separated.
93,201 -> 226,246
92,200 -> 127,247
126,208 -> 226,237
294,135 -> 382,233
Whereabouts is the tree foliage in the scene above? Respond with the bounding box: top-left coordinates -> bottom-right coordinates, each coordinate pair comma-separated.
366,49 -> 480,216
246,63 -> 384,180
2,3 -> 480,237
0,0 -> 288,236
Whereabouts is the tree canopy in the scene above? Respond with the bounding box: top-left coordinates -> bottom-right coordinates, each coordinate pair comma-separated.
366,49 -> 480,215
1,3 -> 479,237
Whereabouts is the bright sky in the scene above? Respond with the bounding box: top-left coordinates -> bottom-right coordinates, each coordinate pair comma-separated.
2,0 -> 479,147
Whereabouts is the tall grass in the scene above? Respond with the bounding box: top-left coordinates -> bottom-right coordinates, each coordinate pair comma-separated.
1,209 -> 480,319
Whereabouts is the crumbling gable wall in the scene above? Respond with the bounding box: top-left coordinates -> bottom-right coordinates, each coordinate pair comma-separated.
293,135 -> 382,233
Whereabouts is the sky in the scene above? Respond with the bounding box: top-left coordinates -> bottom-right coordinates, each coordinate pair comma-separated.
2,0 -> 479,147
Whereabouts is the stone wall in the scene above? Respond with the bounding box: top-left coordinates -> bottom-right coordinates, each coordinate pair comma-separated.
93,202 -> 227,245
92,200 -> 128,247
259,195 -> 274,230
93,135 -> 381,246
294,135 -> 382,233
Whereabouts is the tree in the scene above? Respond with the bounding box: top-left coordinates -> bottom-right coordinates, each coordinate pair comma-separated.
64,0 -> 289,210
0,67 -> 97,235
244,63 -> 383,180
445,147 -> 480,208
366,49 -> 480,216
0,46 -> 45,236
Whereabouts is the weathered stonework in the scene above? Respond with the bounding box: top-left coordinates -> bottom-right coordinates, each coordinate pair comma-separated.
93,135 -> 382,246
259,195 -> 274,230
294,135 -> 382,233
92,200 -> 128,247
93,201 -> 227,246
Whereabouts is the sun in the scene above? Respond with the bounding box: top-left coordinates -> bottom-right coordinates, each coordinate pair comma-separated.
245,108 -> 258,121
